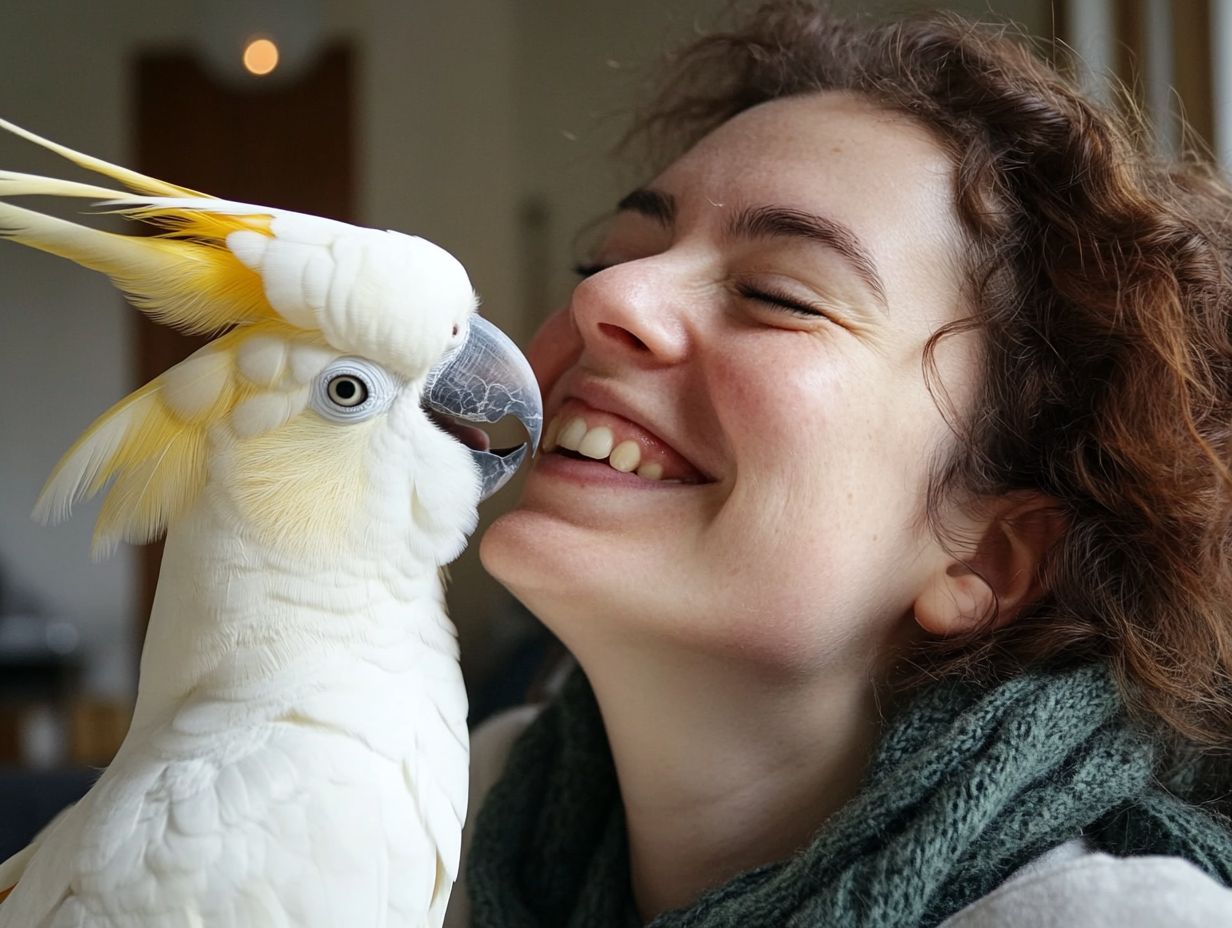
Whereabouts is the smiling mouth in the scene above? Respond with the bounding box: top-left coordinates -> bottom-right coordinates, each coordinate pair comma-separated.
541,411 -> 710,484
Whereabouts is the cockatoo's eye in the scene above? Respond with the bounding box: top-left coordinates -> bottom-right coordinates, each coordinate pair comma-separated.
327,375 -> 368,407
310,357 -> 399,423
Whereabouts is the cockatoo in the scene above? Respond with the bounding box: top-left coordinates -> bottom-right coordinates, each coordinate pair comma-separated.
0,118 -> 541,927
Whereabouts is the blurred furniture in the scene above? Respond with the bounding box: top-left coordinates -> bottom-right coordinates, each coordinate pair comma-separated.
0,618 -> 133,867
68,700 -> 132,768
0,614 -> 81,768
0,766 -> 96,862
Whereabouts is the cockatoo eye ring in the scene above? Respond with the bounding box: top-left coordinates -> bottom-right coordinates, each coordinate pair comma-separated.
311,357 -> 398,423
327,375 -> 368,407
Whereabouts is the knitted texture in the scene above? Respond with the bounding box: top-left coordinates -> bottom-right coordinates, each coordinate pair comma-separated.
466,663 -> 1232,928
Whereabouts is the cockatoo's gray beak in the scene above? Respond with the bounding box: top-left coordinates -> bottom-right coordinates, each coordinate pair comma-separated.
422,315 -> 544,500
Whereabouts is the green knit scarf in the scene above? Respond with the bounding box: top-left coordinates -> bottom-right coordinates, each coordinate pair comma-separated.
466,663 -> 1232,928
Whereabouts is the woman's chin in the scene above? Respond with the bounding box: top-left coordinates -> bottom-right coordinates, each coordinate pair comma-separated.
479,507 -> 653,631
478,505 -> 588,601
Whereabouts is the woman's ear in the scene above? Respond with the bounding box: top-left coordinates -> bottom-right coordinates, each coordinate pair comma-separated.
912,492 -> 1067,637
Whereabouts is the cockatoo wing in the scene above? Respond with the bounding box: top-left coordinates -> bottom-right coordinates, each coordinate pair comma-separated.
0,677 -> 453,927
293,633 -> 470,888
0,848 -> 30,901
0,807 -> 80,926
0,806 -> 71,906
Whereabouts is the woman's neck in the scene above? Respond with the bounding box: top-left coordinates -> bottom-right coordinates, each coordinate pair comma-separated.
582,645 -> 885,921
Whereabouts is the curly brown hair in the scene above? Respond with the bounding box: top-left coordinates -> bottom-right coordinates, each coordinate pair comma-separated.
622,1 -> 1232,751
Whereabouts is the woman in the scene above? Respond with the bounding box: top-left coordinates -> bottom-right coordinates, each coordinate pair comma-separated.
450,3 -> 1232,925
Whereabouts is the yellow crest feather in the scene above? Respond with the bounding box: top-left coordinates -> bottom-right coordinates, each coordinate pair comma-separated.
0,119 -> 280,336
104,232 -> 277,336
0,116 -> 202,198
117,206 -> 276,334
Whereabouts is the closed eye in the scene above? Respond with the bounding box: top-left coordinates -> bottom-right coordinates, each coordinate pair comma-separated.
574,262 -> 830,322
735,283 -> 829,319
575,264 -> 832,322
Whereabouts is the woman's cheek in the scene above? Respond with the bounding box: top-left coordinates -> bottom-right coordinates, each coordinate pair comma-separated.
527,306 -> 581,398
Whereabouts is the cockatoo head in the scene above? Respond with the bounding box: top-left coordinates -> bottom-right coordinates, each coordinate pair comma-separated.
151,268 -> 539,568
198,226 -> 543,566
0,118 -> 541,565
40,233 -> 539,565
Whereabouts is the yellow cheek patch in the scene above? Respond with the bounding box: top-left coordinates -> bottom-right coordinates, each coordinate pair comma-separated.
34,324 -> 309,558
35,378 -> 214,559
93,403 -> 208,552
226,413 -> 375,552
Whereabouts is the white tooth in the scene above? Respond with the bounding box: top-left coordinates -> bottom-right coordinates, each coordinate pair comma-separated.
557,416 -> 588,451
608,440 -> 641,472
578,426 -> 614,459
636,462 -> 663,481
542,416 -> 562,452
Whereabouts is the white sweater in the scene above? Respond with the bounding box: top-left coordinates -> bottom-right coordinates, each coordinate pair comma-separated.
446,707 -> 1232,928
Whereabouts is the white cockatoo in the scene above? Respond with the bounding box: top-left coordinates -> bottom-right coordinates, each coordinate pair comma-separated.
0,118 -> 541,927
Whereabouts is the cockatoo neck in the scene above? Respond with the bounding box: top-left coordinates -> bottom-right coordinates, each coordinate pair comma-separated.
128,487 -> 456,735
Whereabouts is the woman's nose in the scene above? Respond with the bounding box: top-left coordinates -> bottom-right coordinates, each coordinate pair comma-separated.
568,260 -> 691,367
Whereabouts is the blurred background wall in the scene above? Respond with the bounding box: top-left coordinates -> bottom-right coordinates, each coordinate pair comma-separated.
0,0 -> 1221,784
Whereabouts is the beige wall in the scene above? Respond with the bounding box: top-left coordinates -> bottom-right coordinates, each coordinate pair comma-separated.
0,0 -> 1052,699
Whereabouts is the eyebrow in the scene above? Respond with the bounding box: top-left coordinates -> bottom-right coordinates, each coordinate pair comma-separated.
725,206 -> 888,308
614,188 -> 888,310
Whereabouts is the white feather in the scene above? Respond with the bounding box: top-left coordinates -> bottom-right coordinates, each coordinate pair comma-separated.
229,387 -> 310,439
235,336 -> 288,389
287,343 -> 337,385
161,349 -> 232,421
253,236 -> 335,329
225,230 -> 269,273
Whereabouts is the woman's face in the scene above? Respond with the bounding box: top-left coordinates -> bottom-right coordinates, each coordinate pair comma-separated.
481,92 -> 974,674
